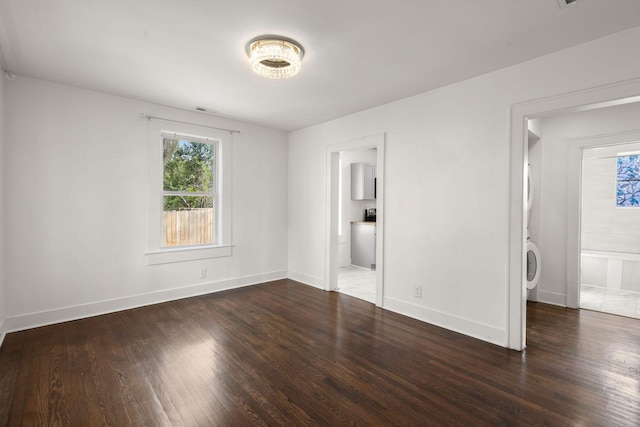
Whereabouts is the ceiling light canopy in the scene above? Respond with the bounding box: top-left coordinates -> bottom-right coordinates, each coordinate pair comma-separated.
246,35 -> 305,79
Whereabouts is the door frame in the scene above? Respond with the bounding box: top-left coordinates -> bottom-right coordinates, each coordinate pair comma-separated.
325,133 -> 386,306
508,79 -> 640,350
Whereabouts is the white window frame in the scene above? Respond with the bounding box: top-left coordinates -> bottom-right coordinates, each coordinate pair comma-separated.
146,120 -> 233,265
161,133 -> 218,247
338,158 -> 343,236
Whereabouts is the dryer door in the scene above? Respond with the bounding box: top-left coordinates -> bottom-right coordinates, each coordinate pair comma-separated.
526,241 -> 541,290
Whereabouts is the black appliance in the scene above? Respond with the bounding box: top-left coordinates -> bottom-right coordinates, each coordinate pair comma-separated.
364,208 -> 376,222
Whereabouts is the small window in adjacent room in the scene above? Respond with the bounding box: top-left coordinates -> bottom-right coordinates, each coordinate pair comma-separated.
616,155 -> 640,207
162,135 -> 216,247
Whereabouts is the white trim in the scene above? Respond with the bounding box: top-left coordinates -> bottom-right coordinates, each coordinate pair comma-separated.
606,259 -> 624,291
384,297 -> 506,347
4,271 -> 286,333
338,158 -> 344,236
146,245 -> 233,265
536,291 -> 567,307
509,78 -> 640,351
287,270 -> 325,289
582,249 -> 640,262
326,152 -> 340,292
508,106 -> 528,351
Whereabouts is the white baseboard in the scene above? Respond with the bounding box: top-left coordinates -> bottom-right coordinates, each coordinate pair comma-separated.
537,290 -> 566,307
4,270 -> 287,334
384,297 -> 507,347
0,318 -> 5,349
285,272 -> 506,347
287,270 -> 325,290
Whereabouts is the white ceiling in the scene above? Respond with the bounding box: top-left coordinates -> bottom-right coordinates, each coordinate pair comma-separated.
1,0 -> 640,131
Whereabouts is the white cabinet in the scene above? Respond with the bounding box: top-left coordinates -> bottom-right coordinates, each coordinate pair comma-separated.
351,223 -> 376,269
351,162 -> 375,200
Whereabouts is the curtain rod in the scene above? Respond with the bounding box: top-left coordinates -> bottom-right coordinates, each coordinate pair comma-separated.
140,113 -> 241,134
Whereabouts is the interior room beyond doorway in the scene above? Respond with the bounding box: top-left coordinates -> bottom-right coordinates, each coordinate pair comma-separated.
580,142 -> 640,319
337,148 -> 377,303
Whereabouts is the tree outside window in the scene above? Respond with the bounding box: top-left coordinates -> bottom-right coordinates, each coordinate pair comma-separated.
162,135 -> 217,246
617,155 -> 640,207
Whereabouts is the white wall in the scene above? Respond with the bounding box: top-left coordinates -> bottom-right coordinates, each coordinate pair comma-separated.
0,71 -> 6,344
526,122 -> 543,302
338,149 -> 377,267
288,26 -> 640,347
582,143 -> 640,253
3,76 -> 289,331
537,105 -> 640,304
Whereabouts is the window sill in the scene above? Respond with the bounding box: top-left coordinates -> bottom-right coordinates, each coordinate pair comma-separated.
146,245 -> 233,265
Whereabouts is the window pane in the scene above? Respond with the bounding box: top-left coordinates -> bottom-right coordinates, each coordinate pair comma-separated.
163,138 -> 214,192
617,181 -> 640,207
617,155 -> 640,181
616,155 -> 640,207
163,196 -> 214,247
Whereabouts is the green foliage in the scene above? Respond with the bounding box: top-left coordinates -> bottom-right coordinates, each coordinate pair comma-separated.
163,138 -> 215,210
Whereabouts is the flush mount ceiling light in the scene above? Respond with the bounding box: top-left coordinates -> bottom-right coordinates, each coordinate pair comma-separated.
245,35 -> 305,79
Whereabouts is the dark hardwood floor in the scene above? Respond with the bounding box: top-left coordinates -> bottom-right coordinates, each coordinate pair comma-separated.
1,279 -> 639,426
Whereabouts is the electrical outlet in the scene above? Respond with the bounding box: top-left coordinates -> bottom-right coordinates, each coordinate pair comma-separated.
200,269 -> 207,279
414,285 -> 422,298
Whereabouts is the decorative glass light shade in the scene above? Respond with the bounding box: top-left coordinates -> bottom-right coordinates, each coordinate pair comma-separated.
246,36 -> 305,79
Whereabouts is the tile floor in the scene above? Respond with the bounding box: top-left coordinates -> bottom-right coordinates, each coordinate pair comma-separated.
337,265 -> 376,304
580,285 -> 640,319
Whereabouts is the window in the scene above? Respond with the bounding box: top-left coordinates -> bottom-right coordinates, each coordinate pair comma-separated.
162,135 -> 216,247
616,155 -> 640,207
146,120 -> 233,265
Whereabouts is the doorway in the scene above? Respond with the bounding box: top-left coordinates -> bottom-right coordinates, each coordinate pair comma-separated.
325,134 -> 385,307
509,80 -> 640,351
337,148 -> 377,303
523,107 -> 640,346
579,141 -> 640,319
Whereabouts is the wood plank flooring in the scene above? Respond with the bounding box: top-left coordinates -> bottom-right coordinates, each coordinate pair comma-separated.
1,279 -> 639,426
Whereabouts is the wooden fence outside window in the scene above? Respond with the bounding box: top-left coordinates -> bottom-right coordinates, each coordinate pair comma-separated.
163,208 -> 214,247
